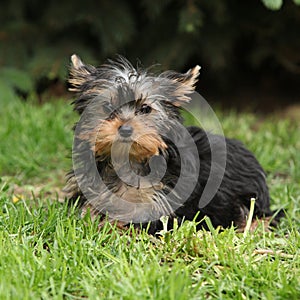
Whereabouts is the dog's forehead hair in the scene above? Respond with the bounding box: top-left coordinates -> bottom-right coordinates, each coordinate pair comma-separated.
111,84 -> 136,106
69,55 -> 200,115
109,82 -> 163,110
95,62 -> 166,104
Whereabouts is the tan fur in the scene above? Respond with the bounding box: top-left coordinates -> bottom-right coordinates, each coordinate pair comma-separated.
115,183 -> 155,204
79,116 -> 167,162
69,54 -> 95,92
173,65 -> 201,105
128,118 -> 167,161
94,118 -> 123,156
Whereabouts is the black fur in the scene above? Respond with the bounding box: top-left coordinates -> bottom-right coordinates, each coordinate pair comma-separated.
144,126 -> 284,234
68,124 -> 283,234
65,55 -> 284,234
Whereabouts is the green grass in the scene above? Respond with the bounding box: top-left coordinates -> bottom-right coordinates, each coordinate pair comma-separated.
0,97 -> 299,299
0,97 -> 75,183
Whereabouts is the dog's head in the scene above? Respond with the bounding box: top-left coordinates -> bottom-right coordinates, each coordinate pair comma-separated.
69,55 -> 200,162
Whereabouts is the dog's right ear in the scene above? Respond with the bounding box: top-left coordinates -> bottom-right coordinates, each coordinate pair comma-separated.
69,54 -> 96,92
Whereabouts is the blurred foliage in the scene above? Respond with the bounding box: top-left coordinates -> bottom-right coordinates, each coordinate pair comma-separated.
0,0 -> 299,99
262,0 -> 300,10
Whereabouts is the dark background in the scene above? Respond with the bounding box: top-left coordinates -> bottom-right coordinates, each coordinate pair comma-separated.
1,0 -> 300,113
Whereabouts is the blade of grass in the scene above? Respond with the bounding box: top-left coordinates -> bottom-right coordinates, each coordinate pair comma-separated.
243,197 -> 256,238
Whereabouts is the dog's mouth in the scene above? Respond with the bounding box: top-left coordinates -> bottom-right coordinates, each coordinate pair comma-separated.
112,138 -> 154,163
93,130 -> 167,163
118,137 -> 134,143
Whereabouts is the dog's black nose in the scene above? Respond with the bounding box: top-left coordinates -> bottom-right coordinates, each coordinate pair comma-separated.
118,125 -> 133,138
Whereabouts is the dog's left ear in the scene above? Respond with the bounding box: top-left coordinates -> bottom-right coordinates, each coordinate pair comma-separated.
161,65 -> 201,106
69,54 -> 96,92
178,65 -> 201,89
174,65 -> 201,105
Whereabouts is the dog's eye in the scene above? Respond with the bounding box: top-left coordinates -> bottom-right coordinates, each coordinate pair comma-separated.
103,102 -> 114,114
103,102 -> 117,120
140,104 -> 152,114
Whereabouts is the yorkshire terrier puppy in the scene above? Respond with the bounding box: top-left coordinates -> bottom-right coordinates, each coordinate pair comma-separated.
65,54 -> 283,234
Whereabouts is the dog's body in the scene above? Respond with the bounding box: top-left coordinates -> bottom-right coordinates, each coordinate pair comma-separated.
65,55 -> 282,233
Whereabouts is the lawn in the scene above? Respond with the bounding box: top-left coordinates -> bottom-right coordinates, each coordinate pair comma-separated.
0,96 -> 299,299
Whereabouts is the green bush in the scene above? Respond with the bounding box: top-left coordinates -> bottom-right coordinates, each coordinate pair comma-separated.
0,0 -> 299,99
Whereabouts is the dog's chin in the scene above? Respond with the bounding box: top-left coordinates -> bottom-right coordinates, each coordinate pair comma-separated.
109,137 -> 158,163
118,138 -> 133,144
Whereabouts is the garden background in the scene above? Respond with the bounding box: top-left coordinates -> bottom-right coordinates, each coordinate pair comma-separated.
0,0 -> 299,299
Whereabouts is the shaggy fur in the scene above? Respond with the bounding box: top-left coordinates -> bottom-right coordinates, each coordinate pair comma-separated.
65,55 -> 283,234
